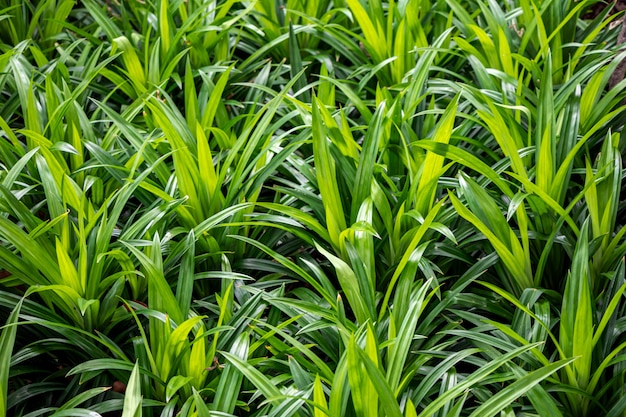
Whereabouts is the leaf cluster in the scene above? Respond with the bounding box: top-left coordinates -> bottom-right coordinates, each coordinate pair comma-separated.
1,0 -> 626,416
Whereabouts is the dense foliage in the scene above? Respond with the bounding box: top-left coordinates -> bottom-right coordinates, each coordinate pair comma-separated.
1,0 -> 625,416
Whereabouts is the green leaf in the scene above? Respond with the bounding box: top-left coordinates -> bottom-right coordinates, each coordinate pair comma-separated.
213,333 -> 249,413
112,36 -> 146,91
467,358 -> 574,417
380,199 -> 444,319
415,95 -> 459,214
166,375 -> 193,403
560,220 -> 593,389
0,297 -> 23,417
418,343 -> 542,417
386,279 -> 432,392
313,374 -> 329,417
220,351 -> 282,404
122,362 -> 142,417
312,96 -> 348,250
315,242 -> 370,324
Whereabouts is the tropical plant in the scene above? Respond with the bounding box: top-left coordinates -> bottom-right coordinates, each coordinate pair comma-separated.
1,0 -> 625,416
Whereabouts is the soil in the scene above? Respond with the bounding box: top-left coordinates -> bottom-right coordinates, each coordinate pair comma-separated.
584,0 -> 626,19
